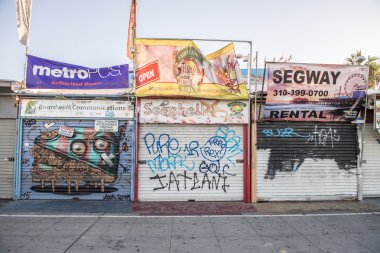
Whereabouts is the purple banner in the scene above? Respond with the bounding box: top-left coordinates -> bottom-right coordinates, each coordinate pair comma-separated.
26,55 -> 129,89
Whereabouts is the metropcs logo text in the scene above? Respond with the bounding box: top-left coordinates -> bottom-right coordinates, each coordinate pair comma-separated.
32,65 -> 122,80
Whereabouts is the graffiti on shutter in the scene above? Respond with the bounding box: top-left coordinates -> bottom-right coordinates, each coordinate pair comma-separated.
257,122 -> 358,179
21,120 -> 134,200
143,125 -> 243,194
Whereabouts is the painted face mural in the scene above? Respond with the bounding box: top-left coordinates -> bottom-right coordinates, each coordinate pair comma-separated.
30,127 -> 119,187
21,120 -> 134,200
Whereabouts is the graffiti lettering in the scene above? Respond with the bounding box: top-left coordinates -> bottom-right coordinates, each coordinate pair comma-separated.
199,160 -> 220,173
169,172 -> 180,191
102,194 -> 131,201
199,161 -> 236,176
144,133 -> 181,155
149,174 -> 168,191
306,125 -> 340,147
21,192 -> 31,200
259,124 -> 351,180
201,136 -> 227,161
150,172 -> 230,193
177,171 -> 192,190
145,125 -> 241,193
262,128 -> 308,138
184,141 -> 199,156
24,119 -> 36,127
147,153 -> 195,173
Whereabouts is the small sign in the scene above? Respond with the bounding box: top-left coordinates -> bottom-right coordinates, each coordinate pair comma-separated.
20,99 -> 134,119
139,99 -> 249,124
59,125 -> 74,137
135,61 -> 160,87
95,120 -> 118,132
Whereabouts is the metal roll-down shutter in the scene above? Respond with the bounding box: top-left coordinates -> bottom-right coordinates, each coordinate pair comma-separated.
362,125 -> 380,197
256,122 -> 358,201
20,119 -> 134,200
0,119 -> 16,199
138,124 -> 245,201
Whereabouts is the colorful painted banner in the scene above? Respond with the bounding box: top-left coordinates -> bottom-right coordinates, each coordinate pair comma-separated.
20,99 -> 134,119
264,63 -> 369,122
135,39 -> 248,100
139,99 -> 249,124
26,55 -> 129,89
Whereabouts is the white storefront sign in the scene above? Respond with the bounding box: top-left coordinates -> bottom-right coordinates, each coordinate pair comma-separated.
20,99 -> 134,119
58,125 -> 74,137
139,99 -> 249,124
95,120 -> 118,132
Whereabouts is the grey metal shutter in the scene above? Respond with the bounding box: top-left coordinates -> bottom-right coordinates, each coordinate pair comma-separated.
362,125 -> 380,197
20,119 -> 134,200
256,122 -> 358,201
0,119 -> 16,199
138,124 -> 244,201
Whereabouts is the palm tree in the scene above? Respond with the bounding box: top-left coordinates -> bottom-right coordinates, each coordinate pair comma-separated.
346,50 -> 380,89
346,50 -> 366,65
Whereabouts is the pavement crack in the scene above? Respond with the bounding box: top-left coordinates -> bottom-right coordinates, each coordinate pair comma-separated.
169,217 -> 174,253
280,216 -> 325,253
209,216 -> 223,253
63,213 -> 104,253
243,216 -> 275,253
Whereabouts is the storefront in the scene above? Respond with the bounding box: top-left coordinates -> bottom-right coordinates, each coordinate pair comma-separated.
252,62 -> 368,201
17,98 -> 135,200
362,125 -> 380,197
362,97 -> 380,197
136,99 -> 250,202
256,122 -> 358,201
0,82 -> 18,199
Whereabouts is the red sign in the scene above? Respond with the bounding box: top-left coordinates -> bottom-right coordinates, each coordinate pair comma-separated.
135,61 -> 160,87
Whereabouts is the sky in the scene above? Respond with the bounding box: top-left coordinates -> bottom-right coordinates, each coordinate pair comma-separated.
0,0 -> 379,81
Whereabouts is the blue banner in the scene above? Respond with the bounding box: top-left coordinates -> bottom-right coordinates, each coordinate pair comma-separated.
26,55 -> 129,89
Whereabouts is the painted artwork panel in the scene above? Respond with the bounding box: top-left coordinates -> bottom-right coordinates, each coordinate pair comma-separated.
139,99 -> 249,124
21,120 -> 134,201
135,39 -> 248,100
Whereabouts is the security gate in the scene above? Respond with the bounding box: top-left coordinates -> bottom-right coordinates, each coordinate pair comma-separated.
256,122 -> 358,201
138,124 -> 245,201
362,125 -> 380,197
20,119 -> 134,200
0,119 -> 16,199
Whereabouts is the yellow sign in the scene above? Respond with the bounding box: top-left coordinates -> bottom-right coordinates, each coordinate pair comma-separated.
135,39 -> 248,100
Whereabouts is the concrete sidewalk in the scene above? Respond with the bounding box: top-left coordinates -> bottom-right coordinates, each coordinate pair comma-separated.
1,198 -> 379,215
1,213 -> 380,253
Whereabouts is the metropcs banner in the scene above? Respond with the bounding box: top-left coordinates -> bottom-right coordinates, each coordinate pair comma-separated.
135,39 -> 248,100
21,99 -> 134,119
264,62 -> 369,122
139,99 -> 249,124
26,55 -> 130,89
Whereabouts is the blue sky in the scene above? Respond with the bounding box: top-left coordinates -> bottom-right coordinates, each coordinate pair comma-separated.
1,0 -> 379,80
